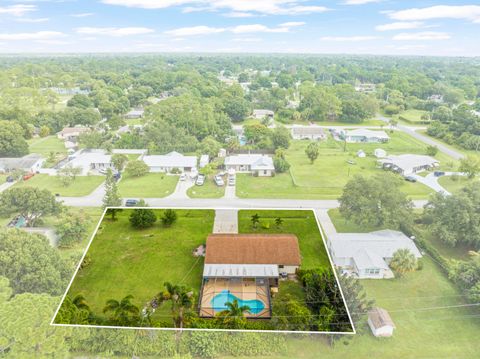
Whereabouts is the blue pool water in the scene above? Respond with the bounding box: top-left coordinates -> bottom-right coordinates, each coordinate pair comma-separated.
211,290 -> 265,314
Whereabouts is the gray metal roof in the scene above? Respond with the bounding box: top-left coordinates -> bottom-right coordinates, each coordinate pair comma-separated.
203,264 -> 279,278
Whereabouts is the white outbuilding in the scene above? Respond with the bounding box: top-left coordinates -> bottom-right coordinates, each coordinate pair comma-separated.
368,307 -> 396,337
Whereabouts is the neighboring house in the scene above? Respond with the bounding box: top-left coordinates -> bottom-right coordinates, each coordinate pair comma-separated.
368,307 -> 396,337
428,94 -> 444,103
116,124 -> 143,135
124,109 -> 144,119
343,129 -> 390,143
111,149 -> 147,155
224,154 -> 275,176
379,154 -> 439,175
142,151 -> 197,173
374,148 -> 387,158
0,154 -> 44,173
291,125 -> 327,141
57,127 -> 90,142
328,230 -> 422,279
199,155 -> 209,168
252,109 -> 274,120
199,234 -> 301,318
354,83 -> 376,93
64,149 -> 113,175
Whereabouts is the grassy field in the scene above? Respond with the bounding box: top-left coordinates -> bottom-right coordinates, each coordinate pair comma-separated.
28,135 -> 68,167
281,257 -> 480,359
237,134 -> 437,200
417,130 -> 480,159
438,176 -> 478,194
187,179 -> 225,198
394,109 -> 430,125
238,210 -> 330,269
62,209 -> 215,320
118,173 -> 179,198
13,174 -> 104,196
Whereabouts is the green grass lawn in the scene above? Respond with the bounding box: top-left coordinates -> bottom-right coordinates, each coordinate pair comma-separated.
28,136 -> 67,167
118,173 -> 179,198
238,210 -> 330,269
62,209 -> 215,322
417,129 -> 480,159
236,134 -> 437,200
279,117 -> 384,127
282,257 -> 480,359
438,176 -> 478,194
13,174 -> 104,196
394,109 -> 430,125
187,179 -> 225,198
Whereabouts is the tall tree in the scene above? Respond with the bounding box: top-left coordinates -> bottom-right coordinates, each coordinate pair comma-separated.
156,282 -> 194,329
103,294 -> 140,326
111,153 -> 128,172
103,169 -> 122,209
0,120 -> 29,157
389,248 -> 418,277
305,142 -> 319,164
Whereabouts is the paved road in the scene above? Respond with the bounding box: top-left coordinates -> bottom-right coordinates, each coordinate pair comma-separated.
0,180 -> 16,193
376,114 -> 465,160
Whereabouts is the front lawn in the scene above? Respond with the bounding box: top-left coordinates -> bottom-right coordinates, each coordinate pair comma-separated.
28,136 -> 67,167
13,174 -> 104,196
283,257 -> 480,359
438,176 -> 478,194
63,209 -> 215,319
395,109 -> 430,125
118,173 -> 179,198
187,179 -> 225,198
236,135 -> 436,200
238,210 -> 330,269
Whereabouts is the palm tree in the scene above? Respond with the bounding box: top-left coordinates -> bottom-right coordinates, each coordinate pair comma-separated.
275,217 -> 283,229
157,282 -> 194,329
72,293 -> 90,311
103,294 -> 140,326
251,213 -> 260,229
218,300 -> 251,328
389,248 -> 417,277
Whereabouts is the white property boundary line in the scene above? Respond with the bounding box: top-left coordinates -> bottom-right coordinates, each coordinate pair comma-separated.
51,206 -> 356,335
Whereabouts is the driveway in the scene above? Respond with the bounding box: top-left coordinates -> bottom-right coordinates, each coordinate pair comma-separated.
168,177 -> 195,199
223,183 -> 236,199
315,209 -> 337,237
213,209 -> 238,233
0,180 -> 16,193
412,172 -> 466,196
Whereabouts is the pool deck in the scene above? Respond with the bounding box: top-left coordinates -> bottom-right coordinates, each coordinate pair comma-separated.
199,278 -> 271,318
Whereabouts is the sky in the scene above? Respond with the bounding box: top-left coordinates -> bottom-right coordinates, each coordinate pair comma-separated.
0,0 -> 479,56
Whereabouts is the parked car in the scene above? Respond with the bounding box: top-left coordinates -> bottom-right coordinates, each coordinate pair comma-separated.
6,176 -> 14,183
179,173 -> 187,181
434,171 -> 445,177
228,176 -> 236,186
196,174 -> 205,186
125,199 -> 138,207
404,175 -> 417,183
214,175 -> 225,187
113,172 -> 121,181
22,173 -> 34,181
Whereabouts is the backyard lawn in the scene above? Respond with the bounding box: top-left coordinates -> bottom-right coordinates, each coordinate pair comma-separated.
187,179 -> 225,198
394,109 -> 430,125
28,136 -> 67,167
236,134 -> 438,200
118,173 -> 179,198
238,210 -> 331,269
282,257 -> 480,359
62,209 -> 215,321
13,174 -> 104,196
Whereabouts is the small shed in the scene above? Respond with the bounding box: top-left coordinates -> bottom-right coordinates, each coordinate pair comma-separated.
357,150 -> 366,158
199,155 -> 209,168
368,307 -> 395,337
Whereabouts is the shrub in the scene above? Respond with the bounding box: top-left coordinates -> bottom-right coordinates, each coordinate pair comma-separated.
161,209 -> 177,227
129,208 -> 157,229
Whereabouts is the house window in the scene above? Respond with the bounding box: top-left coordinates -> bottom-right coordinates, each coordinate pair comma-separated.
279,265 -> 284,269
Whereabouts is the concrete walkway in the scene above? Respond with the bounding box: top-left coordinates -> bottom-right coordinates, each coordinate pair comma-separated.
0,180 -> 16,193
315,209 -> 338,237
223,183 -> 237,199
213,209 -> 238,233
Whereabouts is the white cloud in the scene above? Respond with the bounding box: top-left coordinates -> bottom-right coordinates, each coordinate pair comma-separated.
231,24 -> 288,34
393,31 -> 451,41
375,21 -> 424,31
343,0 -> 382,5
279,21 -> 305,27
164,26 -> 226,37
223,12 -> 257,18
320,36 -> 379,41
233,37 -> 262,42
0,31 -> 66,41
71,13 -> 95,18
101,0 -> 330,16
0,4 -> 37,17
388,5 -> 480,23
75,27 -> 154,36
15,17 -> 49,23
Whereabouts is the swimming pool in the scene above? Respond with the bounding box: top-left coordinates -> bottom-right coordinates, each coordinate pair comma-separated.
211,290 -> 265,314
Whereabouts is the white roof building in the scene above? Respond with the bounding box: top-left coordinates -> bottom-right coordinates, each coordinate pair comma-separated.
368,307 -> 396,337
124,109 -> 144,119
199,155 -> 209,168
291,125 -> 326,140
142,151 -> 197,173
252,109 -> 274,119
328,230 -> 422,279
344,129 -> 390,143
379,154 -> 439,175
64,149 -> 112,175
224,154 -> 275,176
0,154 -> 44,173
